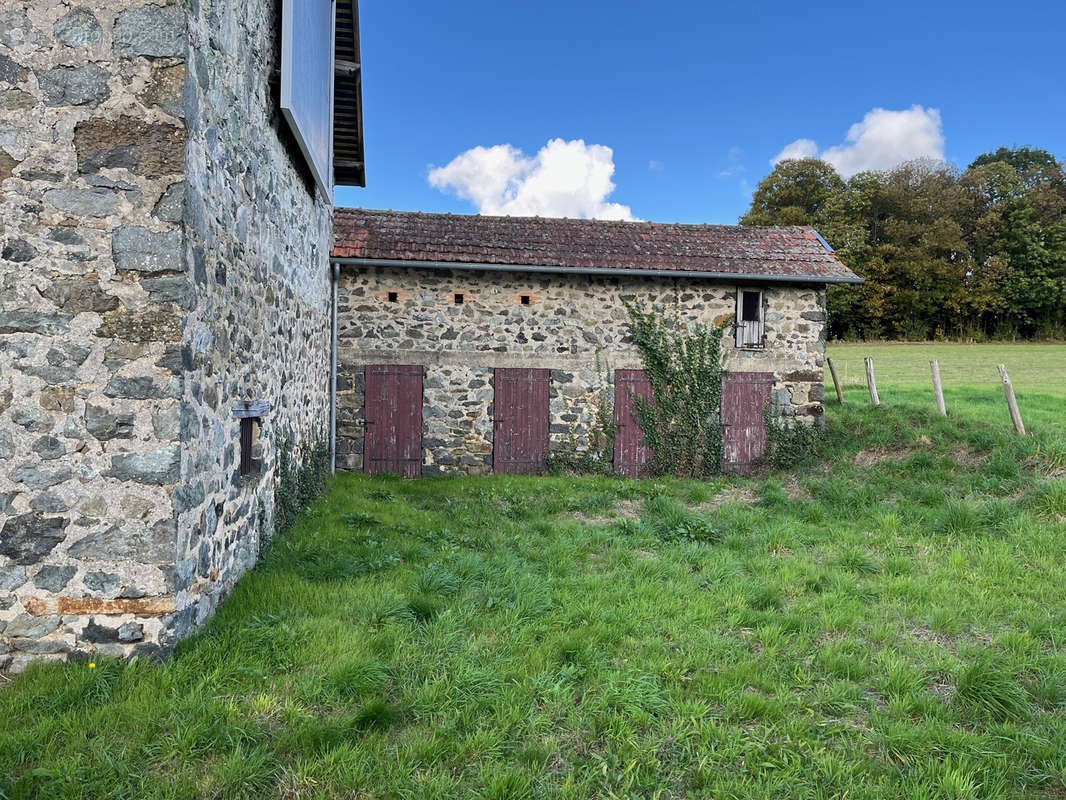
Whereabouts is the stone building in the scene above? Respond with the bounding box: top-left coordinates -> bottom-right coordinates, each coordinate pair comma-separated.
0,0 -> 364,670
331,209 -> 862,478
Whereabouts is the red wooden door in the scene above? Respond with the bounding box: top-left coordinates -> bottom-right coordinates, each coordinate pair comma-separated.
721,371 -> 774,474
493,368 -> 549,474
364,365 -> 423,478
614,369 -> 654,477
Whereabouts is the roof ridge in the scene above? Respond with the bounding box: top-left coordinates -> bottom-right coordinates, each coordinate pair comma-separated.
334,206 -> 816,233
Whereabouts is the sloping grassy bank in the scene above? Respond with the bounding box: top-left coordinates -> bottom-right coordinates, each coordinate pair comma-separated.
2,401 -> 1065,799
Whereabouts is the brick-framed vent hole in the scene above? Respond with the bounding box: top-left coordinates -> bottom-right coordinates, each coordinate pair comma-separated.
387,291 -> 398,303
454,292 -> 464,304
520,294 -> 531,305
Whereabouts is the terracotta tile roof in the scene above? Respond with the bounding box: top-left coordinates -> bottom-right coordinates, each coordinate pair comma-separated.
332,208 -> 862,284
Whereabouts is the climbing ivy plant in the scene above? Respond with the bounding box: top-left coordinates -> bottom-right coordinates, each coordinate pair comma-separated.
274,431 -> 329,536
624,300 -> 729,478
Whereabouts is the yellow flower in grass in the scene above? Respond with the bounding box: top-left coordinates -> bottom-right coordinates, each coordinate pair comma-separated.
88,662 -> 96,669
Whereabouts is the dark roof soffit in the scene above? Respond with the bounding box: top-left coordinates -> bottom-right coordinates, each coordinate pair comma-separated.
333,0 -> 365,187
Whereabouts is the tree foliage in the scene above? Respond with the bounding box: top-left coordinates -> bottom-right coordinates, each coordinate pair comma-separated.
741,148 -> 1066,340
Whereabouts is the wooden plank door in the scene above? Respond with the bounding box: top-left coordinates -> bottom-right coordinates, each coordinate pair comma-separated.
721,371 -> 774,474
614,369 -> 654,477
493,368 -> 549,474
364,365 -> 423,477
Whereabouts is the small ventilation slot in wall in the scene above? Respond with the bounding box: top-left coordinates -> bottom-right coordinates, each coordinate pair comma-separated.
387,291 -> 398,303
520,295 -> 531,305
454,292 -> 464,305
232,400 -> 271,477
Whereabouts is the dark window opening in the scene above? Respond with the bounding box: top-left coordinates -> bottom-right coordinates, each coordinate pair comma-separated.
454,292 -> 464,304
741,290 -> 760,322
387,291 -> 398,303
520,295 -> 531,305
239,417 -> 262,476
735,288 -> 766,349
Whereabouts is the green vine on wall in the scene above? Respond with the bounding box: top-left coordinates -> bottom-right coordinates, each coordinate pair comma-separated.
624,300 -> 729,478
274,432 -> 329,535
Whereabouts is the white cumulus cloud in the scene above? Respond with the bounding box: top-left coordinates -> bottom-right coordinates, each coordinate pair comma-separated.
771,106 -> 945,177
771,138 -> 818,164
428,138 -> 636,220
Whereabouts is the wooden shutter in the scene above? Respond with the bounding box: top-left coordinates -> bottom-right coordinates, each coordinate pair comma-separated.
364,365 -> 423,478
721,371 -> 774,473
613,369 -> 654,477
493,368 -> 549,474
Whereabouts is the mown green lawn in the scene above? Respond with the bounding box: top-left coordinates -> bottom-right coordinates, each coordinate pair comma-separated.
3,399 -> 1066,798
826,342 -> 1066,429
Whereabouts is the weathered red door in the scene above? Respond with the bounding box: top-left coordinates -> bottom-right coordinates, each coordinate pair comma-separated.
721,371 -> 774,474
493,368 -> 549,474
614,369 -> 654,477
364,365 -> 423,477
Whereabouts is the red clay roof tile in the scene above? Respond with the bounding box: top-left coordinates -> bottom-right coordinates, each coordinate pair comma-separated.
332,208 -> 862,283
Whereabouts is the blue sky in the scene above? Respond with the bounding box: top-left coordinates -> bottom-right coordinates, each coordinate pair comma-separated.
334,0 -> 1066,224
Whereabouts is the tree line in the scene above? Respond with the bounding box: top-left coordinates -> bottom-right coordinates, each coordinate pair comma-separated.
740,147 -> 1066,341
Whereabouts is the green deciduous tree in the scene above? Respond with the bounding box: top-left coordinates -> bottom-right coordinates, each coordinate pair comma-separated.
740,147 -> 1066,340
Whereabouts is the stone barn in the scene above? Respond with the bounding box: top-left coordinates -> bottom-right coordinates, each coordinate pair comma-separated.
330,209 -> 863,477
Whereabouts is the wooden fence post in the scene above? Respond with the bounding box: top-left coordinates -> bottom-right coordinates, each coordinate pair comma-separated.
930,360 -> 946,416
864,357 -> 880,407
997,364 -> 1025,435
826,358 -> 845,405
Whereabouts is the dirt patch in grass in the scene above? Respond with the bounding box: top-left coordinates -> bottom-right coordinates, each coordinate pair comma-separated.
694,487 -> 758,512
926,677 -> 955,703
907,624 -> 959,653
853,448 -> 914,467
574,499 -> 641,525
783,477 -> 813,502
951,445 -> 987,467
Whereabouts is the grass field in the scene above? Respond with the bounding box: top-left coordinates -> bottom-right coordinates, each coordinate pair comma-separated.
827,342 -> 1066,430
3,393 -> 1066,798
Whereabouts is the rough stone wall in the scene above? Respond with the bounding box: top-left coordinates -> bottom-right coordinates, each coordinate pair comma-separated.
422,366 -> 494,476
0,0 -> 334,671
335,363 -> 364,472
0,0 -> 189,671
172,0 -> 332,640
549,367 -> 612,456
336,266 -> 827,475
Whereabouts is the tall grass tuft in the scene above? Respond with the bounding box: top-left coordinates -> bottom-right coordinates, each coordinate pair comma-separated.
1026,480 -> 1066,518
954,656 -> 1029,721
329,658 -> 391,700
935,499 -> 983,536
641,494 -> 719,543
